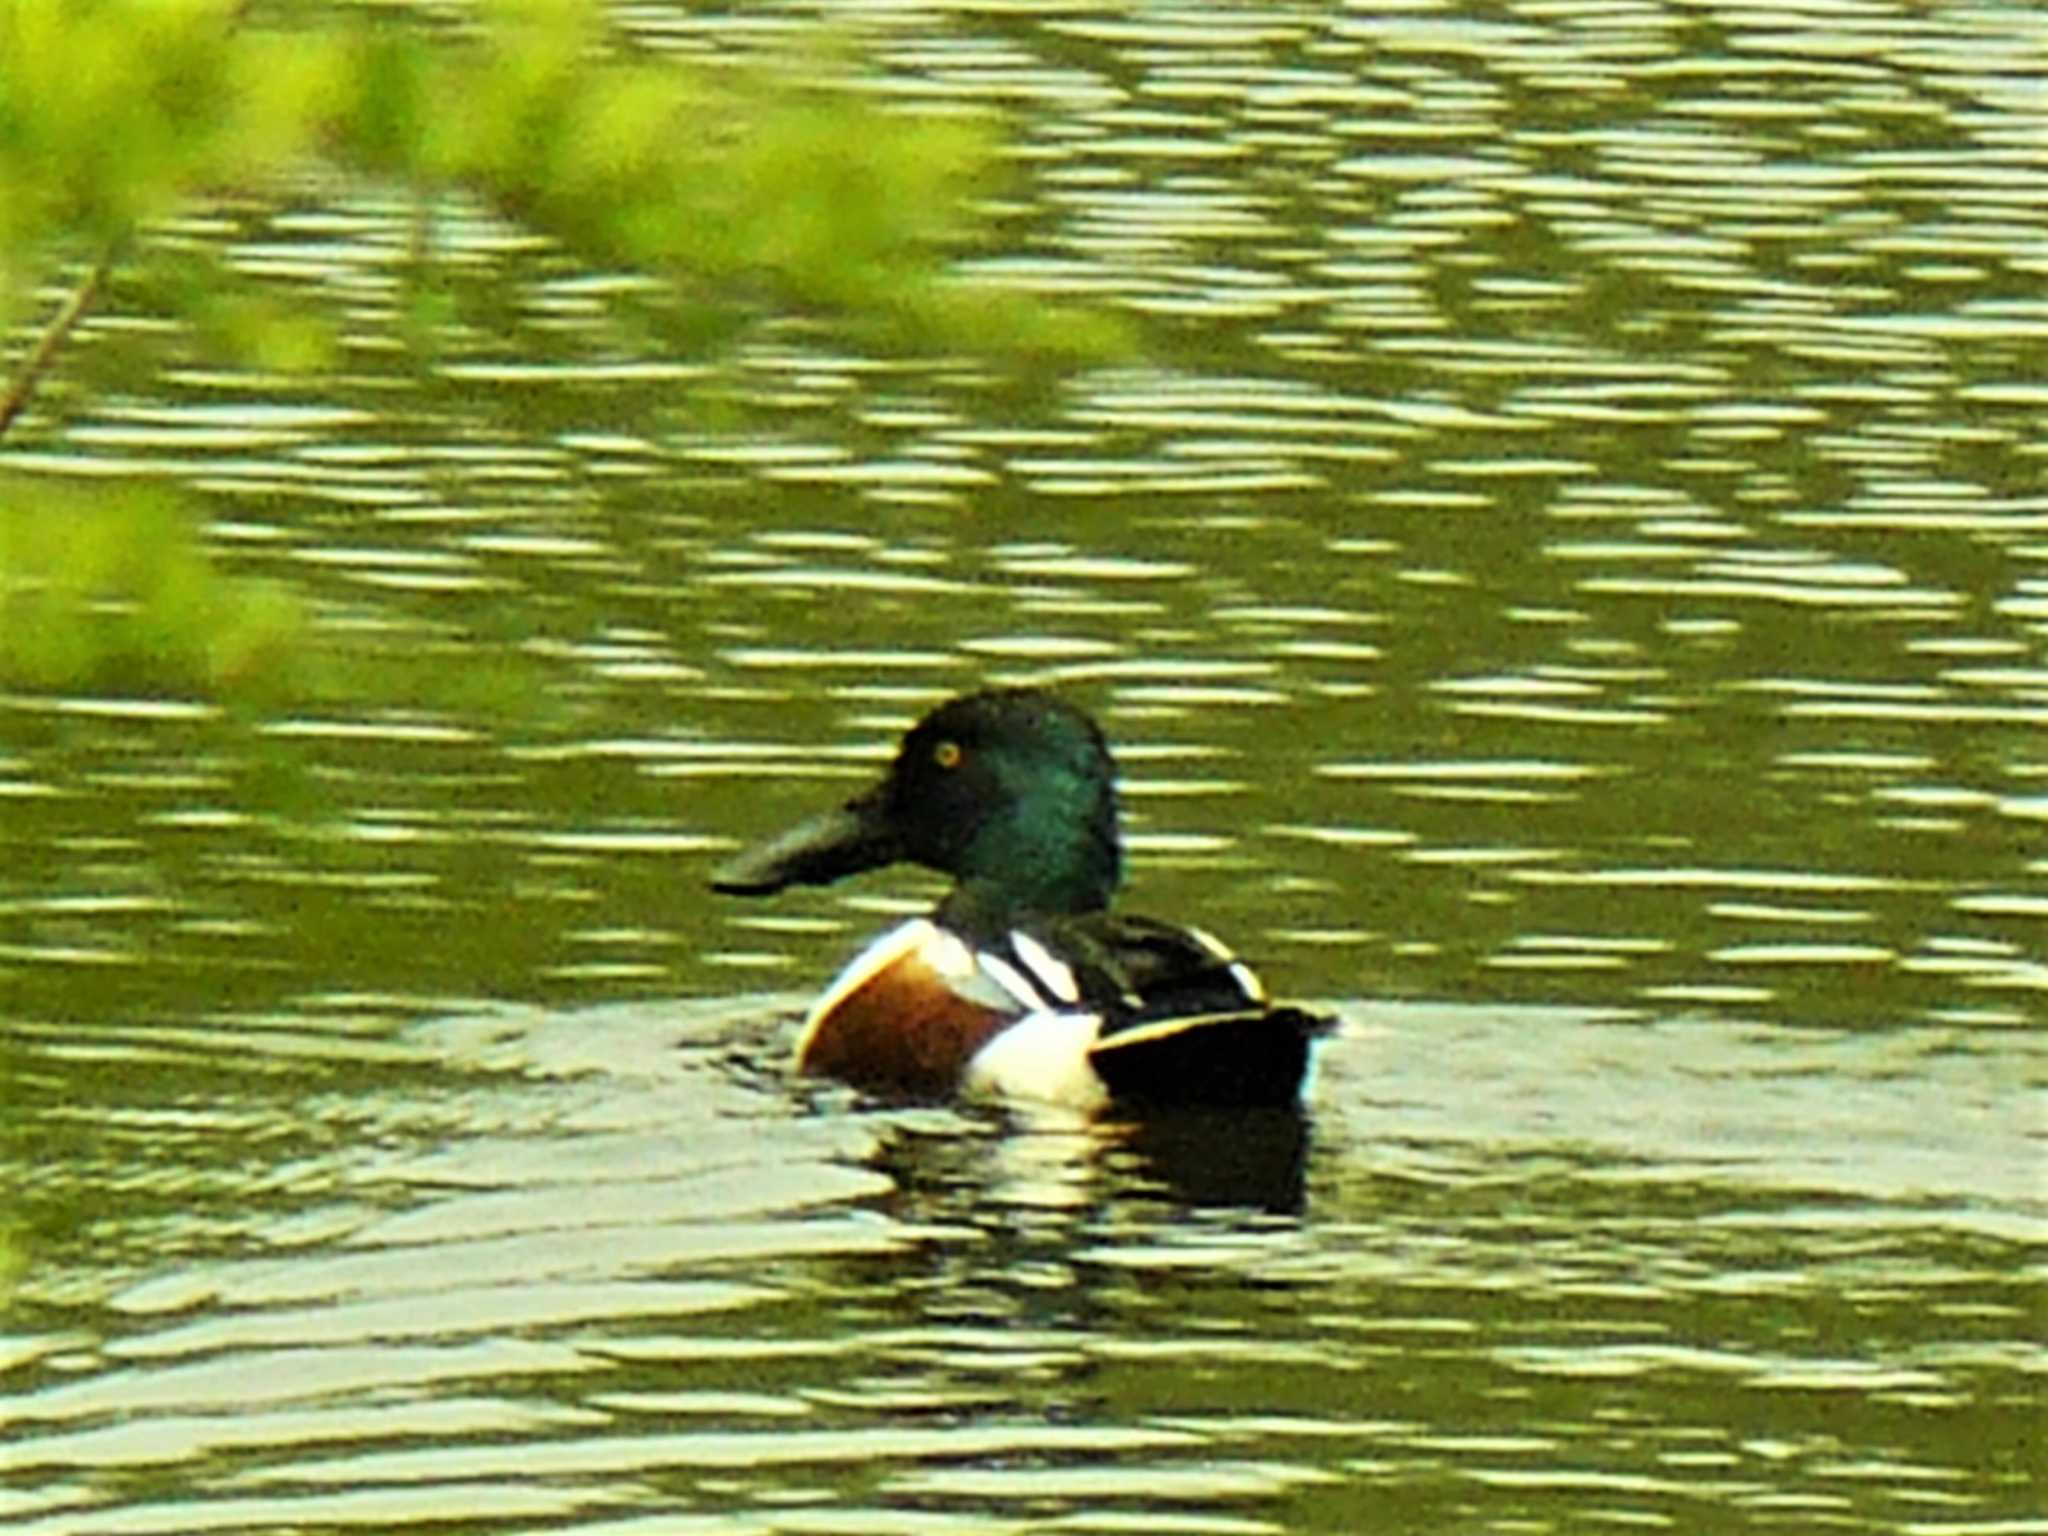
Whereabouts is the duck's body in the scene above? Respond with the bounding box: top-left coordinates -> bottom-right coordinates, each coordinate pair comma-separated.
785,910 -> 1323,1110
713,688 -> 1329,1110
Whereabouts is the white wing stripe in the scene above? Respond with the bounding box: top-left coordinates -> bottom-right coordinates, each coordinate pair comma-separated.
977,949 -> 1056,1013
1008,929 -> 1081,1005
1227,960 -> 1267,1004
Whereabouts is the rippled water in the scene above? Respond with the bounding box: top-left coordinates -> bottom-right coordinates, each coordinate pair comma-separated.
4,1001 -> 2040,1532
3,2 -> 2044,1532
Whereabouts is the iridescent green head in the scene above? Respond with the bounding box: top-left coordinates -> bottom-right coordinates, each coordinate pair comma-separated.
712,688 -> 1121,927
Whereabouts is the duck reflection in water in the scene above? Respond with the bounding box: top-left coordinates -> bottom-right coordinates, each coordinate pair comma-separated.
873,1100 -> 1318,1217
714,686 -> 1332,1197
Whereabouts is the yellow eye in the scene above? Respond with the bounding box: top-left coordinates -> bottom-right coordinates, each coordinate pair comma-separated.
933,739 -> 964,770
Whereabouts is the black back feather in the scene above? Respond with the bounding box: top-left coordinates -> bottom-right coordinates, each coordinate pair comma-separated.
992,912 -> 1332,1109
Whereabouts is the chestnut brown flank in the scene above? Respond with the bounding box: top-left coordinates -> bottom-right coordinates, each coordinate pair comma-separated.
795,946 -> 1008,1097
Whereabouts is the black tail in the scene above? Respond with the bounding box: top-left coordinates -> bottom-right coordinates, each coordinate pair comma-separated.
1088,1006 -> 1329,1108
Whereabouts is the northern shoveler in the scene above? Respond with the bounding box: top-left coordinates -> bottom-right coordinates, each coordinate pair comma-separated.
712,687 -> 1331,1109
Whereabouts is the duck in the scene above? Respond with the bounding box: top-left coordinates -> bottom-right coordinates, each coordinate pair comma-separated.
711,687 -> 1331,1109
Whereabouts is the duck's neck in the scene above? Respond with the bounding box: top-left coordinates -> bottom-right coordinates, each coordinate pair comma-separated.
940,877 -> 1104,945
940,811 -> 1118,941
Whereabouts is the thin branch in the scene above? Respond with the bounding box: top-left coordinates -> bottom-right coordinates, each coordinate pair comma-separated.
0,250 -> 115,444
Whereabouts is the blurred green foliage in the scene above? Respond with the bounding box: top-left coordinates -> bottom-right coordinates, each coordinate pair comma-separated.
331,0 -> 1126,362
0,0 -> 323,308
0,0 -> 1128,365
0,474 -> 574,712
0,0 -> 1130,703
0,477 -> 309,701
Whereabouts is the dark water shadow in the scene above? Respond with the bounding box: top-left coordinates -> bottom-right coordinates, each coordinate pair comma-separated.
850,1098 -> 1316,1224
1097,1105 -> 1313,1213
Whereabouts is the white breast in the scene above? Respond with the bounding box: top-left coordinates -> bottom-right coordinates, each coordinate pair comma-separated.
961,1011 -> 1109,1110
